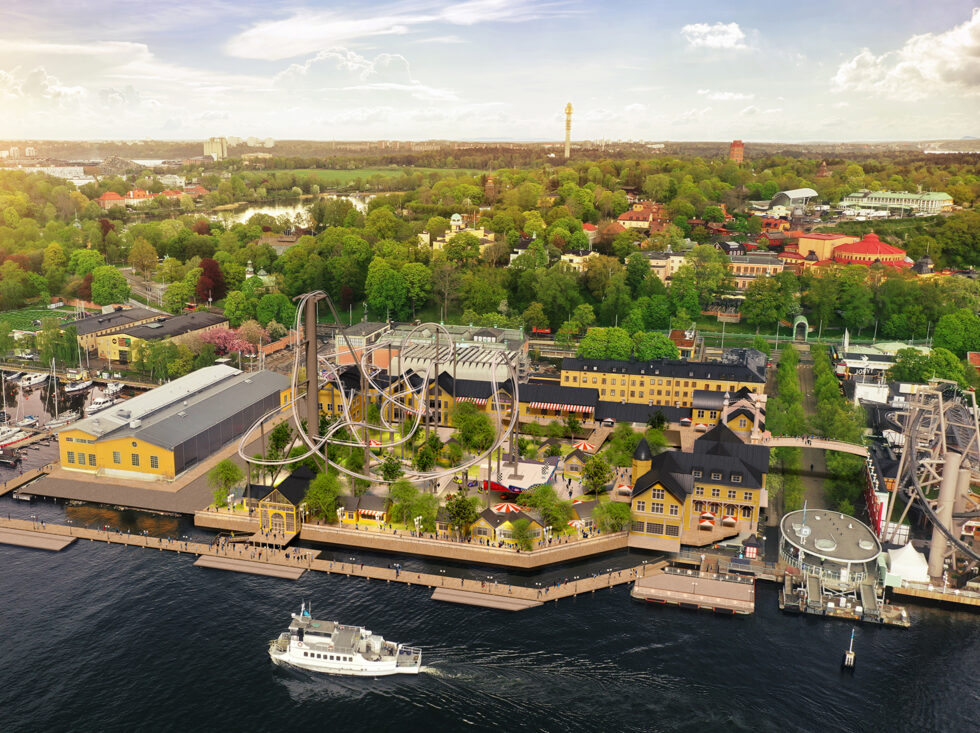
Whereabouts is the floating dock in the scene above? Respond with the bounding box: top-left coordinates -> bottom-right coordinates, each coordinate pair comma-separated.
194,555 -> 306,580
0,526 -> 76,551
631,568 -> 755,614
430,588 -> 543,611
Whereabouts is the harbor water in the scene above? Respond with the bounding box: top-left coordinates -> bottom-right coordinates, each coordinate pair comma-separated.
1,498 -> 977,732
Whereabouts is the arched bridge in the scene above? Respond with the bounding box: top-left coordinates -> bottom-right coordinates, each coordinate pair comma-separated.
754,436 -> 869,457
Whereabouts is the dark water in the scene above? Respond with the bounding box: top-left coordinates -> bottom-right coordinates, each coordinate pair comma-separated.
1,377 -> 131,427
1,498 -> 978,733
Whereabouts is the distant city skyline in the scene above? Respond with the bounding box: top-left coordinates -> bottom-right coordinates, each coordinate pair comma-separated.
0,1 -> 978,142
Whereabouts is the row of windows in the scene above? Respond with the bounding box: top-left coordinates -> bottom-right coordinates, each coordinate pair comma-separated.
692,471 -> 742,483
629,520 -> 680,537
66,452 -> 96,466
68,451 -> 159,469
567,374 -> 757,392
633,500 -> 680,517
64,437 -> 94,444
693,501 -> 754,519
694,487 -> 754,500
302,651 -> 351,662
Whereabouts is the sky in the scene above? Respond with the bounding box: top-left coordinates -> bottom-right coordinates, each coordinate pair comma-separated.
0,0 -> 978,142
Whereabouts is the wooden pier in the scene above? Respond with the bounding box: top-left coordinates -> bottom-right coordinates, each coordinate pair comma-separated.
194,555 -> 306,580
631,565 -> 755,614
0,465 -> 51,498
0,517 -> 654,610
0,526 -> 76,551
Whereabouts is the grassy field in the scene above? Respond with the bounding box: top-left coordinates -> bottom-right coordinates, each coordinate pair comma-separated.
0,306 -> 77,332
284,167 -> 481,186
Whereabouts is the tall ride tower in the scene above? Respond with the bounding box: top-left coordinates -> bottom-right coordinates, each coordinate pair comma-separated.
564,102 -> 573,159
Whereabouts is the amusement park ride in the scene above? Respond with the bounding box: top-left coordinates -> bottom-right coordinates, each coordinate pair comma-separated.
238,291 -> 520,488
883,380 -> 980,575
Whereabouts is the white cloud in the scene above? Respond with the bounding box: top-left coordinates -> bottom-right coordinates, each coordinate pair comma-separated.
673,106 -> 712,124
412,35 -> 465,44
681,22 -> 748,50
697,89 -> 754,101
832,9 -> 980,99
739,105 -> 782,117
225,1 -> 574,60
343,81 -> 458,101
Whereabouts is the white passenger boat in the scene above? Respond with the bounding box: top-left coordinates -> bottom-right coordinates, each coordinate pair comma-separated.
268,603 -> 422,676
85,395 -> 117,415
64,379 -> 94,394
14,415 -> 38,428
103,382 -> 123,397
19,373 -> 47,388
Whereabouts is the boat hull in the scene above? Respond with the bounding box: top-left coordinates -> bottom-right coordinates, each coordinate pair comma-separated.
268,648 -> 420,676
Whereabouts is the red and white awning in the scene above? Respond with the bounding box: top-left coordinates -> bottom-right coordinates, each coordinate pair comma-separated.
699,519 -> 715,529
615,483 -> 632,494
700,511 -> 716,520
572,441 -> 596,452
722,515 -> 737,527
528,402 -> 594,413
491,502 -> 526,513
694,423 -> 708,431
456,396 -> 488,405
568,519 -> 585,528
368,439 -> 382,447
359,509 -> 386,518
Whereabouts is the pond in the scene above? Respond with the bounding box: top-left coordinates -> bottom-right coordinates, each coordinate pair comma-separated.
212,193 -> 374,227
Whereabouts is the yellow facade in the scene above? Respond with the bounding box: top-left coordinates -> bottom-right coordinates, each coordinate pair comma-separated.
58,428 -> 176,478
561,367 -> 762,409
76,315 -> 159,353
470,516 -> 544,546
258,489 -> 300,533
629,475 -> 764,549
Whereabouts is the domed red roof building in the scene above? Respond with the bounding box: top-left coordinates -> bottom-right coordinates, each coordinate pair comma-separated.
831,233 -> 910,268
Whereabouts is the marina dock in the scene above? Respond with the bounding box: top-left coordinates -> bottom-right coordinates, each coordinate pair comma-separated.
631,565 -> 755,614
0,526 -> 76,551
194,555 -> 306,580
0,516 -> 653,610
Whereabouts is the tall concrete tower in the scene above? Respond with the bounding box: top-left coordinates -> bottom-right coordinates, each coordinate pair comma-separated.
564,102 -> 573,159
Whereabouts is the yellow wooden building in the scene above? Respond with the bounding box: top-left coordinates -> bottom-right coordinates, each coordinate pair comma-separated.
57,365 -> 290,482
470,507 -> 545,547
257,466 -> 313,534
560,356 -> 765,410
96,311 -> 227,363
627,425 -> 770,552
338,494 -> 388,527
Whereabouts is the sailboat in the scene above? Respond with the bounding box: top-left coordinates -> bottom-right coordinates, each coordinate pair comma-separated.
45,359 -> 79,429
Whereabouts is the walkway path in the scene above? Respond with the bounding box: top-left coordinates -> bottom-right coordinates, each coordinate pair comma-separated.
0,516 -> 655,611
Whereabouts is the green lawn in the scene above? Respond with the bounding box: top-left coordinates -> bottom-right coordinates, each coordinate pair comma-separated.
0,306 -> 79,332
282,167 -> 481,187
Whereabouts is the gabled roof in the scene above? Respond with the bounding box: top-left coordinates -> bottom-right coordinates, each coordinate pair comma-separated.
520,382 -> 598,407
266,465 -> 314,506
564,448 -> 589,464
633,437 -> 652,461
633,451 -> 694,502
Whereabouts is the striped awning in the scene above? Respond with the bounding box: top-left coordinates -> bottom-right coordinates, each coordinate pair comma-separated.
456,396 -> 488,405
359,509 -> 386,518
528,402 -> 594,413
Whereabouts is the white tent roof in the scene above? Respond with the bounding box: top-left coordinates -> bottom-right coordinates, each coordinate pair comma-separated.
887,543 -> 929,583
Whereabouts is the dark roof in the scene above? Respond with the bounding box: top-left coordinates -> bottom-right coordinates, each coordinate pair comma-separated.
728,406 -> 759,424
125,311 -> 226,340
594,401 -> 690,424
564,448 -> 589,464
573,499 -> 597,520
339,321 -> 389,337
633,437 -> 652,461
477,506 -> 540,528
632,451 -> 694,502
868,441 -> 900,481
633,424 -> 770,500
692,390 -> 727,411
563,357 -> 765,384
520,382 -> 598,407
266,466 -> 314,505
358,494 -> 388,512
72,307 -> 160,336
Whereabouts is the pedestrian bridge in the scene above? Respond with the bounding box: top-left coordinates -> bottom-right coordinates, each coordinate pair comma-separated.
754,436 -> 869,458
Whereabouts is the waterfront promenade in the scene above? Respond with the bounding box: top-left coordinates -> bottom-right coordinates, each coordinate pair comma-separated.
0,516 -> 657,611
195,507 -> 630,570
